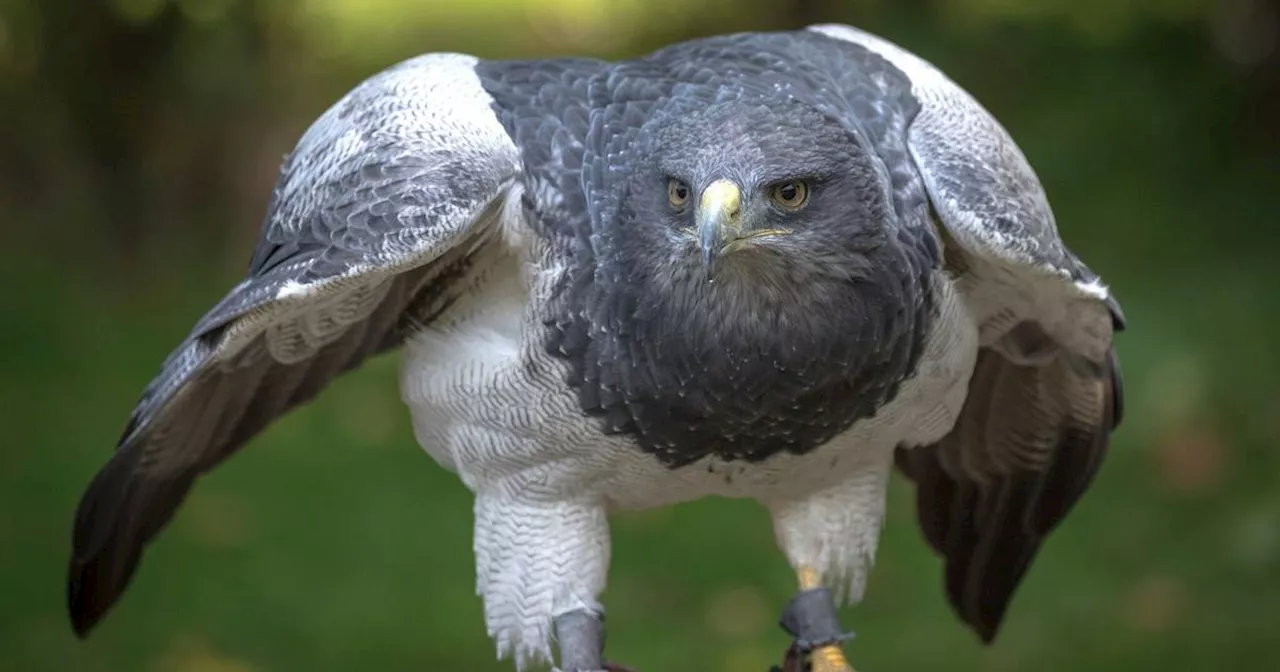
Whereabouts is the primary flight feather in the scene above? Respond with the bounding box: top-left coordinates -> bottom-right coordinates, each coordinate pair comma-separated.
68,24 -> 1124,672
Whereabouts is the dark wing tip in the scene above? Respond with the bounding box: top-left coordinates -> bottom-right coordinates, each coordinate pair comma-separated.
67,447 -> 138,638
67,440 -> 198,638
68,544 -> 136,639
898,347 -> 1121,644
68,537 -> 145,639
67,558 -> 99,638
974,617 -> 1000,644
64,264 -> 426,638
901,455 -> 1061,645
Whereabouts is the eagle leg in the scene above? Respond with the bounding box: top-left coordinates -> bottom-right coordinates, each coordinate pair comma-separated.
777,568 -> 856,672
554,609 -> 637,672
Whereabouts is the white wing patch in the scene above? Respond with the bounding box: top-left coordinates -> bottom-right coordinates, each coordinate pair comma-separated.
262,276 -> 393,364
273,279 -> 314,300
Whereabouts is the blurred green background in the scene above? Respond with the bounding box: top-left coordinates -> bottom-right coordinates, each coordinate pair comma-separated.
2,0 -> 1278,670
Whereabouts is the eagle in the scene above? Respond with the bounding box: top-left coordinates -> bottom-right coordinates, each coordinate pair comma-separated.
67,23 -> 1125,672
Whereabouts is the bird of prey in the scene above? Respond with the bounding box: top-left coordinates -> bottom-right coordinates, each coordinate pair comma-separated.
67,23 -> 1125,672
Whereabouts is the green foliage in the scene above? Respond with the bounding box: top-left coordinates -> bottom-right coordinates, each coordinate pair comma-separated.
1,1 -> 1277,671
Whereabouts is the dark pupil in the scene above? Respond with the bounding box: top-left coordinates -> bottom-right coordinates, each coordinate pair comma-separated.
780,184 -> 798,200
675,185 -> 688,199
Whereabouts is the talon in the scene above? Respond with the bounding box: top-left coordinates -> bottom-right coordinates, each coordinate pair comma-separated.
772,642 -> 810,672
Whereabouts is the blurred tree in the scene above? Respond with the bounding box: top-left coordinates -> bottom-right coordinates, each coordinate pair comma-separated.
1,0 -> 278,281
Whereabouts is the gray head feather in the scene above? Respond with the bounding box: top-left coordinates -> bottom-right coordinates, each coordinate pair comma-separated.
568,94 -> 941,465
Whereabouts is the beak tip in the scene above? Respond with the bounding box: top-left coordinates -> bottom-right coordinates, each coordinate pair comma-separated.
696,179 -> 741,276
701,248 -> 716,277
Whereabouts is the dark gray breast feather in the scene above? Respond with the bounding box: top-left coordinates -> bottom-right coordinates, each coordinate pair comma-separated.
478,31 -> 942,467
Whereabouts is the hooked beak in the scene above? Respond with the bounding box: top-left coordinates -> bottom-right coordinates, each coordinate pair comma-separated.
697,179 -> 743,273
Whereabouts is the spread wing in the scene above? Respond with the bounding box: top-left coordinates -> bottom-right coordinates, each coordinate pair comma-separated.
894,348 -> 1121,641
809,24 -> 1125,640
67,53 -> 522,636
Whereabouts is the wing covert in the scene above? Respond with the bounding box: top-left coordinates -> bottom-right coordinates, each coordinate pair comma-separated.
807,23 -> 1118,358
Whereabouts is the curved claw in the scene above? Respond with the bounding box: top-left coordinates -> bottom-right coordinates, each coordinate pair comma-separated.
772,643 -> 854,672
770,642 -> 811,672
